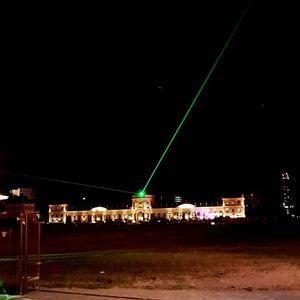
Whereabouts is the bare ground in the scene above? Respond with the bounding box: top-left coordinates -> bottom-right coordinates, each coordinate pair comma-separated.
2,222 -> 300,292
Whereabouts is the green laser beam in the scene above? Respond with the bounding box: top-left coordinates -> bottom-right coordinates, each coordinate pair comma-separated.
0,170 -> 135,195
142,7 -> 250,193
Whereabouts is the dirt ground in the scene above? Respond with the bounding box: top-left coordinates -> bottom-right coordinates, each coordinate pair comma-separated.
39,222 -> 300,291
11,287 -> 300,300
1,222 -> 300,297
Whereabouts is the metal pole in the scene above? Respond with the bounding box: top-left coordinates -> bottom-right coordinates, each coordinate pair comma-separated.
37,220 -> 41,285
19,213 -> 24,295
24,212 -> 28,294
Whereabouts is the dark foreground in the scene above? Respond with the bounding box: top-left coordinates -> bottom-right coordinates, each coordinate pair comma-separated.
3,287 -> 300,300
40,221 -> 300,253
1,221 -> 300,296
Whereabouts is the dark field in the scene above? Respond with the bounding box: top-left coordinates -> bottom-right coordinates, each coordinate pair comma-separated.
40,221 -> 300,253
1,222 -> 300,291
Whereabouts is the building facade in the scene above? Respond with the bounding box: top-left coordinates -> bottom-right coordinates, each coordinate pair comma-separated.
48,195 -> 246,224
10,188 -> 35,200
0,188 -> 38,222
281,172 -> 295,216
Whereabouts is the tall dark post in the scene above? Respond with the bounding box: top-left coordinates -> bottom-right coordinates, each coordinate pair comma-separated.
24,212 -> 28,294
18,213 -> 24,295
18,212 -> 29,295
36,220 -> 41,285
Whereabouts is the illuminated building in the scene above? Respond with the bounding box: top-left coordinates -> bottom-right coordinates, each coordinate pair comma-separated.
11,188 -> 35,200
0,188 -> 38,222
281,172 -> 295,216
174,195 -> 183,205
48,194 -> 246,224
3,202 -> 37,221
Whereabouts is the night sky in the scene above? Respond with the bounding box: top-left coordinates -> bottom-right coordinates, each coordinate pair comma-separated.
1,1 -> 298,207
